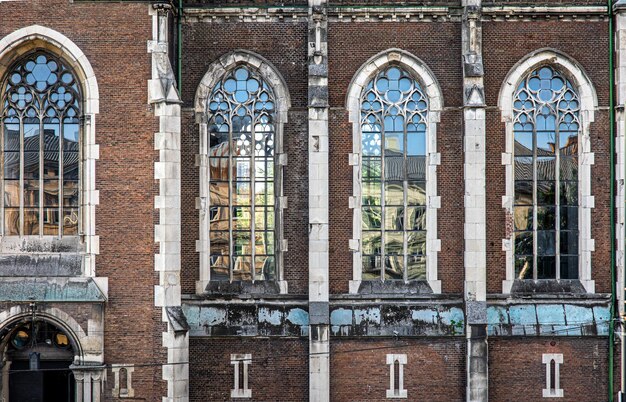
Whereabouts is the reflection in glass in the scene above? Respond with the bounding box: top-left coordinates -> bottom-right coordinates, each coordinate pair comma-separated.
207,65 -> 277,281
512,66 -> 580,279
1,51 -> 81,237
360,66 -> 429,281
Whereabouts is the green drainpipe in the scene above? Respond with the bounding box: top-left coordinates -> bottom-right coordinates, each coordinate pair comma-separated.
610,0 -> 616,399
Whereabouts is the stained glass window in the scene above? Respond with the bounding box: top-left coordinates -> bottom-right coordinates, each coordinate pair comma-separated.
513,66 -> 580,279
207,66 -> 276,281
0,52 -> 80,237
360,66 -> 428,281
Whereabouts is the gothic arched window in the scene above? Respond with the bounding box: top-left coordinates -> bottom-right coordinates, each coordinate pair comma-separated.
207,65 -> 277,282
1,51 -> 81,237
513,66 -> 580,280
360,66 -> 428,281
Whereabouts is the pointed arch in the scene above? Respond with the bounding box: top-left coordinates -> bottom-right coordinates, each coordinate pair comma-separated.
346,49 -> 443,294
0,25 -> 100,277
499,49 -> 597,293
195,50 -> 291,293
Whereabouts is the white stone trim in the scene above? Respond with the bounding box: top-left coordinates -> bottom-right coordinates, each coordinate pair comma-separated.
542,353 -> 564,398
346,48 -> 443,293
194,50 -> 291,294
386,354 -> 408,399
111,364 -> 135,398
231,354 -> 252,399
0,25 -> 100,277
499,49 -> 597,293
615,11 -> 626,316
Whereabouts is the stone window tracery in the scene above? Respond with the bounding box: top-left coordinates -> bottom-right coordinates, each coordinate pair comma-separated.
512,66 -> 580,280
207,65 -> 277,282
0,51 -> 81,237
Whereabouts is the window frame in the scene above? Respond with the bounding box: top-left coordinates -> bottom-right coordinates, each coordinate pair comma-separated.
0,26 -> 100,278
346,49 -> 443,294
194,51 -> 290,294
500,49 -> 597,293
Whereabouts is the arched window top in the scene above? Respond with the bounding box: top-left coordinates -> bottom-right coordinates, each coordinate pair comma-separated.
2,51 -> 82,120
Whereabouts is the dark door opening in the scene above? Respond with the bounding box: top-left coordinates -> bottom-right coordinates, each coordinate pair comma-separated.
9,360 -> 75,402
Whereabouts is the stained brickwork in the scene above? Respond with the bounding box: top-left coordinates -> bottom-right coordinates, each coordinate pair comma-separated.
489,337 -> 609,402
189,337 -> 309,401
330,338 -> 466,401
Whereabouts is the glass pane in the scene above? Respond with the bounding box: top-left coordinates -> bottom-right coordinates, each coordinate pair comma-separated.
407,132 -> 426,156
362,231 -> 381,255
4,208 -> 19,235
234,182 -> 250,205
384,255 -> 404,280
362,255 -> 381,280
407,207 -> 426,231
255,256 -> 275,281
210,231 -> 229,256
514,157 -> 533,180
210,255 -> 230,281
407,231 -> 426,255
514,206 -> 532,231
232,207 -> 251,230
24,151 -> 39,180
536,157 -> 555,180
537,131 -> 556,155
560,156 -> 577,180
4,180 -> 19,208
362,206 -> 381,230
43,122 -> 60,151
536,206 -> 555,230
362,181 -> 381,206
63,123 -> 79,152
560,207 -> 578,230
254,181 -> 273,205
62,208 -> 78,235
384,157 -> 403,181
42,208 -> 59,235
232,256 -> 252,281
24,180 -> 40,207
384,207 -> 404,231
209,182 -> 229,206
385,232 -> 403,254
362,130 -> 382,156
63,152 -> 78,181
514,131 -> 532,155
515,256 -> 533,279
537,231 -> 555,255
23,123 -> 39,152
255,231 -> 274,255
233,158 -> 250,180
560,256 -> 578,279
384,132 -> 404,155
4,152 -> 19,179
4,122 -> 19,151
536,181 -> 555,205
407,181 -> 426,206
63,181 -> 79,207
407,255 -> 426,280
384,182 -> 403,205
233,231 -> 252,255
560,182 -> 577,205
362,158 -> 382,180
23,208 -> 39,235
254,207 -> 274,231
537,256 -> 556,279
43,151 -> 59,178
560,231 -> 578,255
515,231 -> 533,255
407,156 -> 426,180
254,157 -> 273,179
210,157 -> 229,181
514,181 -> 533,205
42,180 -> 58,207
209,206 -> 229,231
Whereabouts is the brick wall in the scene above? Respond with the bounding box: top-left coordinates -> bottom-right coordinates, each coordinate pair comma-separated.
489,337 -> 609,402
330,338 -> 466,401
483,21 -> 610,293
189,337 -> 309,401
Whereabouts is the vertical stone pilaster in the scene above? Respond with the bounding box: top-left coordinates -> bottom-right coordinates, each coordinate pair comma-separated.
308,1 -> 330,401
70,365 -> 105,402
614,0 -> 626,318
148,4 -> 188,402
462,1 -> 488,401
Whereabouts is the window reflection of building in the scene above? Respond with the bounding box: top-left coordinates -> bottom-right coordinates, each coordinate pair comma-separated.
1,52 -> 80,237
512,66 -> 580,280
207,66 -> 276,282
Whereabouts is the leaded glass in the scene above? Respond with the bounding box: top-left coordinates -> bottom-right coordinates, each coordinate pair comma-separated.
360,66 -> 428,281
512,66 -> 580,279
0,52 -> 81,236
207,66 -> 276,282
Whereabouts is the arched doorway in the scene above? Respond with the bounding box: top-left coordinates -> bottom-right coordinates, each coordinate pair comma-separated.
1,319 -> 75,402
